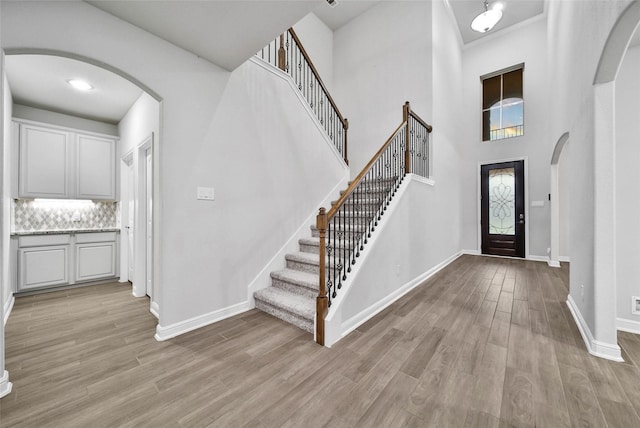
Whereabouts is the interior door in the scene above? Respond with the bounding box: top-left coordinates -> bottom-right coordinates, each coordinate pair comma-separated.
481,160 -> 525,257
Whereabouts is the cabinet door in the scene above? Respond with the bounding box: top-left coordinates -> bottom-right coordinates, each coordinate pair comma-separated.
19,124 -> 71,198
19,245 -> 70,291
76,134 -> 116,200
75,242 -> 116,282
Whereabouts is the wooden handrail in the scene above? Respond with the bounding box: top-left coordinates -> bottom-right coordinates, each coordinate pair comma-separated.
316,102 -> 432,345
327,121 -> 406,219
288,28 -> 348,131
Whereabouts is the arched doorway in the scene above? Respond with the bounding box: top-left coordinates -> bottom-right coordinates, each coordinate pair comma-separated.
549,132 -> 570,268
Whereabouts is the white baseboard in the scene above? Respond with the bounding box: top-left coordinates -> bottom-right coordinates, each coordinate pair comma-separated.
617,317 -> 640,334
461,249 -> 481,256
559,256 -> 570,262
0,370 -> 12,398
150,301 -> 160,319
547,260 -> 561,268
566,295 -> 623,362
527,255 -> 549,263
338,251 -> 463,341
155,301 -> 251,341
3,295 -> 15,326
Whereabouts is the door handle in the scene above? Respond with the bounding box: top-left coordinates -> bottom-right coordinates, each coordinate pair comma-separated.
519,213 -> 525,224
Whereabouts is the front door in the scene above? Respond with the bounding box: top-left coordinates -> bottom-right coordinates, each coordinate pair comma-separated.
481,160 -> 525,257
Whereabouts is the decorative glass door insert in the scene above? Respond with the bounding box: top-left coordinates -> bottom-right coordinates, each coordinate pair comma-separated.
488,167 -> 515,235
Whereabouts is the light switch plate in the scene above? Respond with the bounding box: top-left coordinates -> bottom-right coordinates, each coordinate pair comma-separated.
197,186 -> 215,201
531,200 -> 545,207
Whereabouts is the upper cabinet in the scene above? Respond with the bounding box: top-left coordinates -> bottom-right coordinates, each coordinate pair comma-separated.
15,120 -> 118,200
19,124 -> 72,199
76,134 -> 116,200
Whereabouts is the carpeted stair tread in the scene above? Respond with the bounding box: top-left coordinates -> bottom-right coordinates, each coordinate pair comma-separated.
286,251 -> 321,265
254,287 -> 315,320
271,269 -> 318,292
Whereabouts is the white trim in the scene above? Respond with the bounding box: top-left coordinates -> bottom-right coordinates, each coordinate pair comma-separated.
250,57 -> 349,169
3,295 -> 14,326
461,249 -> 481,256
155,301 -> 251,341
559,256 -> 570,263
245,171 -> 350,304
150,301 -> 159,319
0,371 -> 12,398
617,317 -> 640,334
408,173 -> 435,186
337,251 -> 462,343
11,117 -> 120,140
527,255 -> 549,263
547,260 -> 561,268
566,295 -> 624,362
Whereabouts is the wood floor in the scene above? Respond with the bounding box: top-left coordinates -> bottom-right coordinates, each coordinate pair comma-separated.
1,255 -> 640,427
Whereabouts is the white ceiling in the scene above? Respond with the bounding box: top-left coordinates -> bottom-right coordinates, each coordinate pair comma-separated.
313,0 -> 381,31
5,55 -> 143,124
448,0 -> 545,44
86,0 -> 322,71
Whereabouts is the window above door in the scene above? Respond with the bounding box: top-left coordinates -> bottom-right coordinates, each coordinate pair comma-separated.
482,64 -> 524,141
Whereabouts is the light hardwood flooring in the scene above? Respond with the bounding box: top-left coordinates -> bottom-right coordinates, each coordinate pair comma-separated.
1,255 -> 640,427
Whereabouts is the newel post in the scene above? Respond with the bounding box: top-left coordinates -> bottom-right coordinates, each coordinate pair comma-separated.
343,118 -> 349,165
316,207 -> 328,346
278,33 -> 287,71
403,101 -> 411,175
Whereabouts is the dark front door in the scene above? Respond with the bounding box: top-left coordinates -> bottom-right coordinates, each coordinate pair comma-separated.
481,160 -> 525,258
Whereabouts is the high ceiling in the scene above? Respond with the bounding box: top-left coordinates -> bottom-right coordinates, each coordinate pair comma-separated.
4,0 -> 546,124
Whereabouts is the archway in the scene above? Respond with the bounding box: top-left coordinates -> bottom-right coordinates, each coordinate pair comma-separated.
0,50 -> 163,397
587,0 -> 640,361
549,132 -> 570,268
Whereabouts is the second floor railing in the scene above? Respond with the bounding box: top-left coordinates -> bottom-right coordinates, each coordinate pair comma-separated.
315,102 -> 432,345
258,28 -> 349,164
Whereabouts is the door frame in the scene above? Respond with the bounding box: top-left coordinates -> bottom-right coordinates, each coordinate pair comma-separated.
119,150 -> 134,283
477,156 -> 529,259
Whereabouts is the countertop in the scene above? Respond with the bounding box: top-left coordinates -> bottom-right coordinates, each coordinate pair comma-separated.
11,228 -> 121,237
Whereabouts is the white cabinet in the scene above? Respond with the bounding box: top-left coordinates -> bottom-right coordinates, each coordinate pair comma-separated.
18,235 -> 71,291
76,134 -> 116,200
75,233 -> 117,282
19,124 -> 72,198
16,120 -> 117,200
17,232 -> 118,292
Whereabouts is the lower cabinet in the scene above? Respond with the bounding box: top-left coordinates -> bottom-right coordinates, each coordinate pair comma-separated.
17,232 -> 118,292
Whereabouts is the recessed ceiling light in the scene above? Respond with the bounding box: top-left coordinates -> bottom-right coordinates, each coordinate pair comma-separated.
67,79 -> 94,91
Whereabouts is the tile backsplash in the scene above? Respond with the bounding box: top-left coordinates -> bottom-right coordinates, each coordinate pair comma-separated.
12,199 -> 119,232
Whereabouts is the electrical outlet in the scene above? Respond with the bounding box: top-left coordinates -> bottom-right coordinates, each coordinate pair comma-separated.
581,284 -> 585,301
632,296 -> 640,315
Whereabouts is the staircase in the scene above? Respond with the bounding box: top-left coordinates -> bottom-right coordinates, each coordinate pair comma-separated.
253,180 -> 396,334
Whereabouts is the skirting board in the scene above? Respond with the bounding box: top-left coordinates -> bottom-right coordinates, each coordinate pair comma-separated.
150,301 -> 160,319
547,260 -> 561,268
155,301 -> 251,341
3,295 -> 15,326
617,317 -> 640,334
0,370 -> 12,398
337,251 -> 463,344
566,295 -> 623,362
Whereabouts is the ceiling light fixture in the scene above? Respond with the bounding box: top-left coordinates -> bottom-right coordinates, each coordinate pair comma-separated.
471,0 -> 503,33
67,79 -> 94,91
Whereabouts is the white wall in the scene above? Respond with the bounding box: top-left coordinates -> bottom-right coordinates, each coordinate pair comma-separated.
546,0 -> 631,354
615,44 -> 640,326
12,104 -> 118,136
0,1 -> 13,394
460,17 -> 549,258
558,142 -> 570,259
325,0 -> 465,346
1,1 -> 346,336
2,75 -> 11,315
293,13 -> 333,91
333,1 -> 433,176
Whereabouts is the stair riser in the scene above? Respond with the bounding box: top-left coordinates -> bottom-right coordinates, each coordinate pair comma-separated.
271,277 -> 317,299
299,241 -> 358,255
286,259 -> 341,276
254,299 -> 313,334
